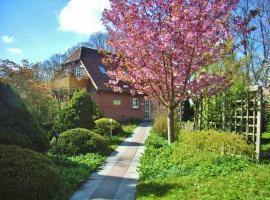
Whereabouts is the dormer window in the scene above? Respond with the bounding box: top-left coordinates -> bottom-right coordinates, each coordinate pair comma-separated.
98,64 -> 107,75
75,66 -> 84,78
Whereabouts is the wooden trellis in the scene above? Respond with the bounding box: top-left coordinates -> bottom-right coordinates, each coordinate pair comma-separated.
193,86 -> 263,160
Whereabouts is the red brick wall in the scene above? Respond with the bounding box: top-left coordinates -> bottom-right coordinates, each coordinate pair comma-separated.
92,91 -> 145,121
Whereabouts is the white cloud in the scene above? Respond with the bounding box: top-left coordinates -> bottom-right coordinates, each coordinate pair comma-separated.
1,35 -> 15,43
58,0 -> 110,35
7,48 -> 23,54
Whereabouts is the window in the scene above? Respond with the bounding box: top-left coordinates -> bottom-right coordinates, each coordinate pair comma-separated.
132,98 -> 139,109
113,100 -> 121,105
75,66 -> 84,78
98,64 -> 107,74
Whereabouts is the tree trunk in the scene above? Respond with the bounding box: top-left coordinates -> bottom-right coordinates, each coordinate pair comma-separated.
167,106 -> 175,145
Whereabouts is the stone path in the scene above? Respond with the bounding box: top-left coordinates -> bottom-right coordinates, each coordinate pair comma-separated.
70,122 -> 151,200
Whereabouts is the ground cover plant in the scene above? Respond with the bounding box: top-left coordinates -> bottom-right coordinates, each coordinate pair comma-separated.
137,131 -> 270,200
51,121 -> 139,200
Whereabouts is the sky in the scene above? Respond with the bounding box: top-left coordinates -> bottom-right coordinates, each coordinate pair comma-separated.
0,0 -> 110,63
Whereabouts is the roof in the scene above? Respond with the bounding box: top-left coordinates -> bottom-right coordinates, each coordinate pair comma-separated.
63,47 -> 129,92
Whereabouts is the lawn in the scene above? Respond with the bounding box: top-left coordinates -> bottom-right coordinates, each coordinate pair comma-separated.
137,131 -> 270,200
50,121 -> 139,200
262,131 -> 270,153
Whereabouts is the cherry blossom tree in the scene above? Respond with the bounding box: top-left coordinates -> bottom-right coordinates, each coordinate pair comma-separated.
102,0 -> 239,144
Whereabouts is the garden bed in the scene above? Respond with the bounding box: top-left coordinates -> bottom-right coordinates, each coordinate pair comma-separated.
137,131 -> 270,200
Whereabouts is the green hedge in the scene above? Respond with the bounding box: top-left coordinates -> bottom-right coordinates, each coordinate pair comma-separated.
94,118 -> 122,137
0,82 -> 48,152
50,128 -> 108,156
0,144 -> 61,200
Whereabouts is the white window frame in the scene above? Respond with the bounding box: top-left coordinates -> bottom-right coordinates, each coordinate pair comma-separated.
132,98 -> 139,109
75,66 -> 84,78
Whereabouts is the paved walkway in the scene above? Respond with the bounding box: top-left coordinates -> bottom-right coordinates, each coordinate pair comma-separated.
70,122 -> 151,200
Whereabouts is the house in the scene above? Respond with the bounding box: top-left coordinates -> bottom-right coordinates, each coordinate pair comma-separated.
52,46 -> 152,121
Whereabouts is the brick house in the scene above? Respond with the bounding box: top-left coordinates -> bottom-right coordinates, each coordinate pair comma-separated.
56,46 -> 152,121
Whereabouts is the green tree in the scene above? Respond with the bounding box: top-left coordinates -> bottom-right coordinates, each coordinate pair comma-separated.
53,89 -> 97,132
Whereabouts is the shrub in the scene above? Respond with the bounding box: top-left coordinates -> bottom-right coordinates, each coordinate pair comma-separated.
53,89 -> 98,133
152,113 -> 181,139
152,114 -> 167,138
0,82 -> 48,152
94,118 -> 122,137
50,128 -> 108,156
176,130 -> 255,158
0,144 -> 61,200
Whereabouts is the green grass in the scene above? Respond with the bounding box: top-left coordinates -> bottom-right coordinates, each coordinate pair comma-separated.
262,131 -> 270,152
262,132 -> 270,160
51,121 -> 139,200
137,131 -> 270,200
109,121 -> 139,150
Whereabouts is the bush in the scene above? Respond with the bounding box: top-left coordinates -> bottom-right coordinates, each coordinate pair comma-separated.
53,89 -> 99,133
94,118 -> 122,137
176,130 -> 255,158
152,113 -> 181,139
50,128 -> 108,156
152,114 -> 167,138
0,82 -> 48,152
0,144 -> 61,200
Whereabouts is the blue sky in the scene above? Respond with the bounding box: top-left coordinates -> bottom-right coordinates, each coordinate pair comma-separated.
0,0 -> 109,63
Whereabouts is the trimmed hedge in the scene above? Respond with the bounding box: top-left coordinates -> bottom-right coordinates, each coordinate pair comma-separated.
94,118 -> 122,137
0,144 -> 61,200
0,82 -> 48,152
50,128 -> 109,156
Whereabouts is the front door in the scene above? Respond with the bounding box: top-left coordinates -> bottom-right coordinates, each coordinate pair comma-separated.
144,99 -> 151,120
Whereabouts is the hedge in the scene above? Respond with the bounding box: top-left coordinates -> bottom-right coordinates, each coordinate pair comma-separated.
0,144 -> 61,200
0,82 -> 48,152
50,128 -> 109,156
94,118 -> 122,137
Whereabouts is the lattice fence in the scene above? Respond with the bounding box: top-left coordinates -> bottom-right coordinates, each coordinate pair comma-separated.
193,86 -> 263,160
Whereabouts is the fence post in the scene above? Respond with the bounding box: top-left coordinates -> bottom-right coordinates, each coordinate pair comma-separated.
256,86 -> 263,161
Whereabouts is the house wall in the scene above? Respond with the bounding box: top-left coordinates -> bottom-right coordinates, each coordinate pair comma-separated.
92,91 -> 145,121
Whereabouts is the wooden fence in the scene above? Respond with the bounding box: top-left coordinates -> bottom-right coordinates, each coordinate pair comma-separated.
193,86 -> 263,160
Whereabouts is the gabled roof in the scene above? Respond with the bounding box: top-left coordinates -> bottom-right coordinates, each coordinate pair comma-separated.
63,47 -> 129,92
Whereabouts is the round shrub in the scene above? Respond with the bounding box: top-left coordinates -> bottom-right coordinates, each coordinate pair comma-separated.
50,128 -> 109,156
0,144 -> 61,200
94,118 -> 122,137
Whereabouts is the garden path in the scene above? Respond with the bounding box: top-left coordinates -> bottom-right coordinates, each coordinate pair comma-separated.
70,122 -> 151,200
